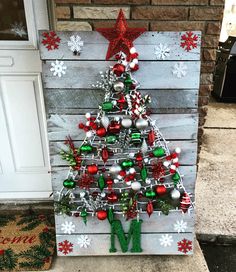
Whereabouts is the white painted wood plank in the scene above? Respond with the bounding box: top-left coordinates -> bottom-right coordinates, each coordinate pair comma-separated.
50,140 -> 197,166
47,114 -> 198,141
44,89 -> 198,111
56,232 -> 194,255
55,212 -> 194,234
42,61 -> 200,89
39,31 -> 201,61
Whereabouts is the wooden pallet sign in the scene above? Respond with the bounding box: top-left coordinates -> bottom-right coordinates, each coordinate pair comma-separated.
39,28 -> 201,256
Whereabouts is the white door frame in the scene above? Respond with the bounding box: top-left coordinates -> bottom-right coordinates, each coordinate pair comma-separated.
0,0 -> 52,200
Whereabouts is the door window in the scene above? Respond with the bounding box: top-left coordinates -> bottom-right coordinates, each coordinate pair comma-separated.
0,0 -> 28,41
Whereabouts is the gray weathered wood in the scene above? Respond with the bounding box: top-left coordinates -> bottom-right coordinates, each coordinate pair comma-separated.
39,31 -> 201,61
39,30 -> 201,256
55,212 -> 194,234
56,232 -> 194,255
47,114 -> 198,141
42,61 -> 200,89
50,140 -> 197,166
44,89 -> 198,112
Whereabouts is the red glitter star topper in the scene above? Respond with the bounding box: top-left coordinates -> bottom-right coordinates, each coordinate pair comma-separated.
96,9 -> 146,60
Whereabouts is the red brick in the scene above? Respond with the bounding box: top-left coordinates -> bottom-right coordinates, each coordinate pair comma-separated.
150,21 -> 205,32
199,85 -> 213,96
202,35 -> 219,48
210,0 -> 225,5
201,61 -> 216,73
94,0 -> 149,4
198,96 -> 210,107
189,7 -> 224,20
93,20 -> 149,30
151,0 -> 208,4
55,6 -> 70,19
206,22 -> 222,34
202,49 -> 217,61
55,0 -> 91,3
132,6 -> 188,20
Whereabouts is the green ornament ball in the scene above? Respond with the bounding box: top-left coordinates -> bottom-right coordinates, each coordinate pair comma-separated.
153,147 -> 165,157
63,179 -> 76,189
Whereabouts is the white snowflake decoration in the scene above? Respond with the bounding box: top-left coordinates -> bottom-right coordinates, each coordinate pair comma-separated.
11,22 -> 27,38
154,43 -> 170,60
50,60 -> 67,77
174,220 -> 188,233
172,62 -> 187,78
77,235 -> 91,248
68,35 -> 84,54
159,234 -> 173,247
61,221 -> 75,235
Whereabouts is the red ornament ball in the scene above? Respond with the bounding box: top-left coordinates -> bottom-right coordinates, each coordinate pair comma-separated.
112,64 -> 125,76
87,164 -> 98,175
156,185 -> 167,196
107,192 -> 118,203
96,127 -> 106,137
97,210 -> 107,220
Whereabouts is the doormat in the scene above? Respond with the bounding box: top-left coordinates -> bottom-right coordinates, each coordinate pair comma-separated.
0,212 -> 55,271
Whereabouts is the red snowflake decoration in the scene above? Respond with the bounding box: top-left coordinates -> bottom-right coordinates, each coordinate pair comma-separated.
177,238 -> 192,254
78,173 -> 94,189
42,31 -> 60,51
58,240 -> 73,255
180,31 -> 198,52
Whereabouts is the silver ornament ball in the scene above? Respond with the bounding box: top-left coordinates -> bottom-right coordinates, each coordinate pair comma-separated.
113,81 -> 124,92
109,164 -> 122,175
121,118 -> 132,128
170,188 -> 181,200
131,181 -> 142,191
101,116 -> 110,129
135,118 -> 149,130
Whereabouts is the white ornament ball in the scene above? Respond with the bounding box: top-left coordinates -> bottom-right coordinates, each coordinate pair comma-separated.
144,158 -> 149,164
170,165 -> 177,171
130,62 -> 135,69
175,147 -> 181,154
126,181 -> 132,186
86,131 -> 93,138
117,175 -> 123,180
135,118 -> 149,130
129,168 -> 136,174
163,161 -> 170,167
85,112 -> 91,119
145,178 -> 151,185
110,164 -> 122,175
101,192 -> 106,198
114,116 -> 120,122
170,188 -> 181,200
172,158 -> 178,163
130,47 -> 136,54
80,191 -> 86,198
86,121 -> 90,126
132,58 -> 138,64
112,100 -> 117,106
113,81 -> 124,92
121,118 -> 132,128
114,179 -> 119,184
131,181 -> 141,191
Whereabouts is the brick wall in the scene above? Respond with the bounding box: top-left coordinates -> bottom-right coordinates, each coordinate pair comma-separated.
52,0 -> 225,143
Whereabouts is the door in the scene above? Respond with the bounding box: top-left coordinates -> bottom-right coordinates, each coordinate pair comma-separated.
0,0 -> 51,199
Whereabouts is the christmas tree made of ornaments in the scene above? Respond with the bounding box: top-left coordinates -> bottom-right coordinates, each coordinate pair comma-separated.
40,9 -> 200,255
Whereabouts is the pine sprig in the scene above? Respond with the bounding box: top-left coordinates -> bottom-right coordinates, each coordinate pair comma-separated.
19,245 -> 51,269
39,229 -> 55,247
0,215 -> 16,227
17,212 -> 54,231
0,249 -> 17,270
